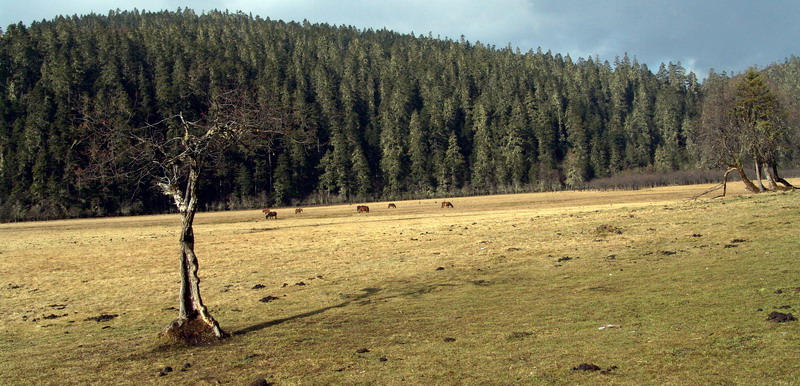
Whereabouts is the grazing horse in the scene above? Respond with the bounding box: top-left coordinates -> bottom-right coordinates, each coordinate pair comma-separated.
388,203 -> 397,209
265,211 -> 278,219
295,208 -> 303,214
441,201 -> 454,208
357,205 -> 370,213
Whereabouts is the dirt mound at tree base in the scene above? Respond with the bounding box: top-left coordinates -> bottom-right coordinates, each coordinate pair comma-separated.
159,318 -> 229,346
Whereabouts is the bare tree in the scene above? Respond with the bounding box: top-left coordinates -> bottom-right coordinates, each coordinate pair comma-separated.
698,72 -> 760,194
83,89 -> 293,344
697,69 -> 795,196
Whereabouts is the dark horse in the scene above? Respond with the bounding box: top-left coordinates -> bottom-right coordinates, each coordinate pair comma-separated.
265,211 -> 278,219
388,203 -> 397,209
441,201 -> 454,208
295,208 -> 303,214
357,205 -> 370,213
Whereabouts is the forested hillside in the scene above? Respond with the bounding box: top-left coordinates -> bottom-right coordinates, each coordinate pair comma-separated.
0,9 -> 788,221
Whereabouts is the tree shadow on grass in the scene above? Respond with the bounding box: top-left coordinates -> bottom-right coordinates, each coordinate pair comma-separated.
232,281 -> 464,337
232,287 -> 382,336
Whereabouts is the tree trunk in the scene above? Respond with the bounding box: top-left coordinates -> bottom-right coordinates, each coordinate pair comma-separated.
160,159 -> 228,345
767,162 -> 795,189
764,162 -> 778,190
736,166 -> 760,193
721,167 -> 736,197
754,160 -> 766,192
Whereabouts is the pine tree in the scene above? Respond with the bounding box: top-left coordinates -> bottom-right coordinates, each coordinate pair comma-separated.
470,102 -> 494,191
272,153 -> 291,204
439,132 -> 465,192
407,110 -> 431,194
564,104 -> 589,187
351,145 -> 372,199
653,85 -> 683,171
624,82 -> 655,168
499,101 -> 528,189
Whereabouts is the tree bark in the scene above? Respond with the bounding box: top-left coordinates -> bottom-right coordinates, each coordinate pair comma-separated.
722,164 -> 760,195
754,160 -> 766,192
764,162 -> 778,190
736,166 -> 761,193
721,167 -> 735,197
767,162 -> 795,189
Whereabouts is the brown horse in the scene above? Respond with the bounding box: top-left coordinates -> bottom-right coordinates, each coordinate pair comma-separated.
441,201 -> 454,208
261,208 -> 271,214
357,205 -> 370,213
388,203 -> 397,209
295,208 -> 303,214
265,211 -> 278,219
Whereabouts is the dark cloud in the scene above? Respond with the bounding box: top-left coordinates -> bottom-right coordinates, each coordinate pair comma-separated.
511,0 -> 799,76
2,0 -> 797,77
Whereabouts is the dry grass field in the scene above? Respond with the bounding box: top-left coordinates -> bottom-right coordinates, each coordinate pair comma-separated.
1,181 -> 799,385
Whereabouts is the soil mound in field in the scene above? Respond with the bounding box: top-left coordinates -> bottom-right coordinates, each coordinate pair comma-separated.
767,311 -> 796,323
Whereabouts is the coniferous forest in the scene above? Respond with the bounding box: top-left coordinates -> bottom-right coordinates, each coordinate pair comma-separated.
0,9 -> 797,221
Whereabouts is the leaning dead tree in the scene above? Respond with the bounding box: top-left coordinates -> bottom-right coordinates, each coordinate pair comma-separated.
82,89 -> 293,344
698,68 -> 796,196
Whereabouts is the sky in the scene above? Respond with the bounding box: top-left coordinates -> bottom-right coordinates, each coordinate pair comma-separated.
1,0 -> 798,78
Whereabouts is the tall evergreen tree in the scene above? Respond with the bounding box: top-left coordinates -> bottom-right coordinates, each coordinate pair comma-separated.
407,110 -> 431,194
439,132 -> 465,192
470,102 -> 494,191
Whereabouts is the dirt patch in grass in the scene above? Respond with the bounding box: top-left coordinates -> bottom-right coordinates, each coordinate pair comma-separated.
86,314 -> 118,322
573,363 -> 601,371
766,311 -> 796,323
593,224 -> 623,235
507,331 -> 534,340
